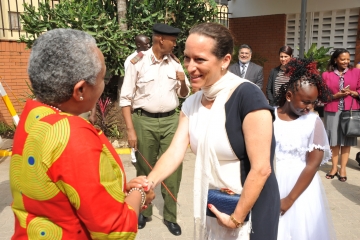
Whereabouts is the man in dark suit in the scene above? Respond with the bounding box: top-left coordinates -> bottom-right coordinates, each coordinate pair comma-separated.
229,44 -> 263,89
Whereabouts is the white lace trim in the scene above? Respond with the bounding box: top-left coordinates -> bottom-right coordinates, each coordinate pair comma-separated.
276,143 -> 331,165
308,144 -> 332,165
274,108 -> 331,166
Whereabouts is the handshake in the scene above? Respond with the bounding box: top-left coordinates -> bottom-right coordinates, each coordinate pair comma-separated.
126,176 -> 155,211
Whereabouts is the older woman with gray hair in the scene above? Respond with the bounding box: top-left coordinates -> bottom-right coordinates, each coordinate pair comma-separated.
9,28 -> 154,239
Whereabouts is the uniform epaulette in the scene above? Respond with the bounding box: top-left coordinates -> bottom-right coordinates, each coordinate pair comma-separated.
130,52 -> 144,65
170,53 -> 180,64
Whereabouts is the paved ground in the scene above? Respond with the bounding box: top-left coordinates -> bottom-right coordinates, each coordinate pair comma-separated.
1,142 -> 360,239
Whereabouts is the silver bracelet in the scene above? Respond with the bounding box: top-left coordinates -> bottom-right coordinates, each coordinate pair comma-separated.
127,187 -> 146,208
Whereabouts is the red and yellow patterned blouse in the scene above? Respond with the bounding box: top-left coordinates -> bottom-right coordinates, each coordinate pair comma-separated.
10,100 -> 138,239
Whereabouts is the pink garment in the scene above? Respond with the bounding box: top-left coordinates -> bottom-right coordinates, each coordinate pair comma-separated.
322,68 -> 360,112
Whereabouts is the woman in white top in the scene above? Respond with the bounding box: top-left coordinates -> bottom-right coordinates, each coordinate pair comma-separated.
147,22 -> 280,239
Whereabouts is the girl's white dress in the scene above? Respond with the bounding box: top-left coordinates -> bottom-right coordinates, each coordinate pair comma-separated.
274,108 -> 336,240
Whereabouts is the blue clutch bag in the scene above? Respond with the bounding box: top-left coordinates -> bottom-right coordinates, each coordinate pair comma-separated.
206,188 -> 249,221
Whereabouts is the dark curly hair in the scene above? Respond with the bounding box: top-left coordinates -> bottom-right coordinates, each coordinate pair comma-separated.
275,58 -> 332,107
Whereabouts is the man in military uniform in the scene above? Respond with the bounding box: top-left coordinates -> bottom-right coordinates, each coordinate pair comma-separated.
119,23 -> 190,236
118,34 -> 150,104
124,34 -> 150,70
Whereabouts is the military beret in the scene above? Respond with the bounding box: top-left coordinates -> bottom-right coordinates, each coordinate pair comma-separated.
152,23 -> 181,36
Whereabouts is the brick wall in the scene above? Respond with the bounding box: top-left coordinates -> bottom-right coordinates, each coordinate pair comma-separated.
355,8 -> 360,65
229,14 -> 287,93
0,41 -> 31,125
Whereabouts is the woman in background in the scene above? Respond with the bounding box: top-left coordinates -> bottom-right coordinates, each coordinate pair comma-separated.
266,46 -> 293,106
322,49 -> 360,182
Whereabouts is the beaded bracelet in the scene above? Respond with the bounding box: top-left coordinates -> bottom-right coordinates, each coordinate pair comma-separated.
127,187 -> 146,208
230,213 -> 244,228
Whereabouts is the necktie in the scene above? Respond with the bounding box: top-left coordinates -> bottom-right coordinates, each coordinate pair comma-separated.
240,64 -> 246,78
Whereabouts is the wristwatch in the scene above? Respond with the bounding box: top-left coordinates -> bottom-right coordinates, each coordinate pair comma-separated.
230,213 -> 244,228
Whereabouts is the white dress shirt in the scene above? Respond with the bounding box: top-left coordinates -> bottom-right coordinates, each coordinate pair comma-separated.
239,61 -> 249,77
124,51 -> 138,70
120,48 -> 190,113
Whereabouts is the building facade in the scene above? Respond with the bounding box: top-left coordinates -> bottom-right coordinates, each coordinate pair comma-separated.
228,0 -> 360,92
0,1 -> 60,124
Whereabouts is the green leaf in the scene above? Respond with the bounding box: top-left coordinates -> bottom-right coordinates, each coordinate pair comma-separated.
86,31 -> 97,36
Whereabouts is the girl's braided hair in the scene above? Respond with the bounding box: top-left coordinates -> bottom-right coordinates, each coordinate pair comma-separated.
274,58 -> 332,107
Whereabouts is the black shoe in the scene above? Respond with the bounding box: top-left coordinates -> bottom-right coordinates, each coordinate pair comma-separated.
325,171 -> 338,179
356,152 -> 360,166
138,214 -> 148,229
163,219 -> 181,236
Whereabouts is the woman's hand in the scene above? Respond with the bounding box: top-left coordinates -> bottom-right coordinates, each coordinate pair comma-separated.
207,204 -> 239,229
335,89 -> 359,99
144,189 -> 155,208
126,176 -> 149,191
146,179 -> 156,190
349,90 -> 359,98
280,197 -> 294,216
334,90 -> 349,99
127,177 -> 155,208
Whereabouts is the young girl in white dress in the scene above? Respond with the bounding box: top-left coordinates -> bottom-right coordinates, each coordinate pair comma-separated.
273,58 -> 336,240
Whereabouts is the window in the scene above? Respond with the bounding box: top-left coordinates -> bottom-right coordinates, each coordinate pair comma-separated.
9,12 -> 21,30
286,8 -> 359,63
217,5 -> 229,27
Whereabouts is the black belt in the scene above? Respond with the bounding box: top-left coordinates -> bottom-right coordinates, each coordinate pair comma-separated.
134,108 -> 176,118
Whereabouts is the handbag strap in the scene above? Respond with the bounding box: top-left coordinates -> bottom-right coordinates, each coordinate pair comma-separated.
349,96 -> 360,111
350,97 -> 354,111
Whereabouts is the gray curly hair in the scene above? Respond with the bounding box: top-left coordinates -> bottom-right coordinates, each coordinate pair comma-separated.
28,28 -> 101,105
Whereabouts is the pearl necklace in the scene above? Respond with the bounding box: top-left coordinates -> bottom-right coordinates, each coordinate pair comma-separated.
33,99 -> 62,112
47,104 -> 62,112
